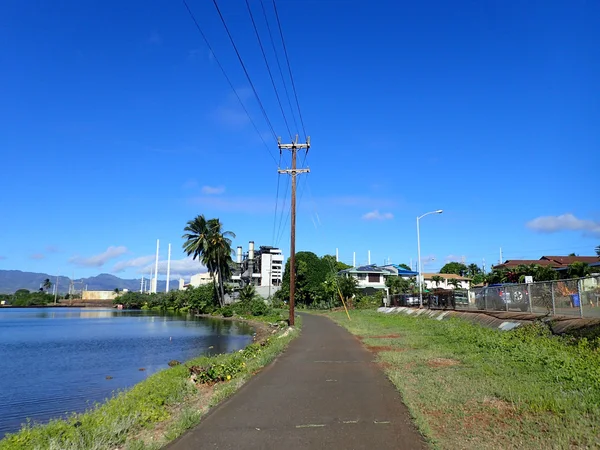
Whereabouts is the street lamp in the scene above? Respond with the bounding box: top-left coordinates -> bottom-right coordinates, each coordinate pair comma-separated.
417,209 -> 443,308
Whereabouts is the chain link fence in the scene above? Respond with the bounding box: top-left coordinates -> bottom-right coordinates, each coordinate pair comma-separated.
461,275 -> 600,318
385,275 -> 600,319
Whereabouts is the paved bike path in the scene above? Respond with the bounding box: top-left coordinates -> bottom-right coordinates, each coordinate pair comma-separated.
167,313 -> 426,449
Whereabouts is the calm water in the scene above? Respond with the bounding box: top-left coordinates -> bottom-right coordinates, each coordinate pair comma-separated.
0,308 -> 254,438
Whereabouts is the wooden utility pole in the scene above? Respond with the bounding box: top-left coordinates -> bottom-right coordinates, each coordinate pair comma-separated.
278,135 -> 310,326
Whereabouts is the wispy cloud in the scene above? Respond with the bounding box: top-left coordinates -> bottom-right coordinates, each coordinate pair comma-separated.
30,253 -> 45,260
0,256 -> 6,260
526,213 -> 600,237
201,185 -> 225,195
45,245 -> 60,253
444,255 -> 466,263
362,210 -> 394,221
112,255 -> 155,273
139,257 -> 205,279
69,246 -> 128,267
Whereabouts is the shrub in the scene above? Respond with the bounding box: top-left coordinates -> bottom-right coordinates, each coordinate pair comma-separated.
249,299 -> 270,316
219,306 -> 234,318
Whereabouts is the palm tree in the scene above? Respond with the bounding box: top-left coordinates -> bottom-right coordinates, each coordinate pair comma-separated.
467,264 -> 481,277
42,278 -> 52,293
447,278 -> 461,289
239,284 -> 257,302
430,275 -> 444,289
596,245 -> 600,257
182,215 -> 236,307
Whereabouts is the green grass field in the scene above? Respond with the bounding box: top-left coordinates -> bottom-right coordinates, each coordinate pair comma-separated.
327,310 -> 600,450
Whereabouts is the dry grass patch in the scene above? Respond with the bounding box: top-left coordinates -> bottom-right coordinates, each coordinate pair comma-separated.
426,357 -> 460,368
366,345 -> 407,353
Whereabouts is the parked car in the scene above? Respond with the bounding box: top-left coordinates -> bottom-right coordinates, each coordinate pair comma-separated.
475,284 -> 529,311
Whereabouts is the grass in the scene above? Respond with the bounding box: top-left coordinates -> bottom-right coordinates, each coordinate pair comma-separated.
326,310 -> 600,450
0,310 -> 299,450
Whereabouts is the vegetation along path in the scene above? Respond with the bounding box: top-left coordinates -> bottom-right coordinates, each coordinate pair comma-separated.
167,313 -> 426,450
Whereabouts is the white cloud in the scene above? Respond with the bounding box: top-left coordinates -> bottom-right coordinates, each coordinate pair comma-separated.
526,213 -> 600,236
362,210 -> 394,221
30,253 -> 45,260
112,255 -> 155,273
69,246 -> 128,267
201,185 -> 225,195
139,257 -> 205,279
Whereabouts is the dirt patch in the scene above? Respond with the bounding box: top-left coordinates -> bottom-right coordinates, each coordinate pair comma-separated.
366,345 -> 406,353
427,358 -> 460,368
357,333 -> 402,340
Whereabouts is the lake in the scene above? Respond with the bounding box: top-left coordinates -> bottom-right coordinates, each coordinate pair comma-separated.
0,307 -> 254,438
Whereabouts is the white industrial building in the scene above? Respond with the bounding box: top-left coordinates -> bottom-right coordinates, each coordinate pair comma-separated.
232,241 -> 283,298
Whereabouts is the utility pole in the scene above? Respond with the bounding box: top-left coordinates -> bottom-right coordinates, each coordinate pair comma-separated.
278,135 -> 310,327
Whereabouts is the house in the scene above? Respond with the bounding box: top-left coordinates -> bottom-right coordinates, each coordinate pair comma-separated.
381,264 -> 419,278
338,265 -> 395,290
494,255 -> 600,271
422,273 -> 470,290
179,272 -> 215,290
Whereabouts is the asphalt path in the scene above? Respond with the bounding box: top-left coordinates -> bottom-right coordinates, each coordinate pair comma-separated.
167,313 -> 426,450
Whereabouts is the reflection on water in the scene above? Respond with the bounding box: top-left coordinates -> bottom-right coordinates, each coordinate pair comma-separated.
0,308 -> 253,438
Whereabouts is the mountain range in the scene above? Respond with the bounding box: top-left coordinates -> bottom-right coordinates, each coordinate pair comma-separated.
0,270 -> 177,294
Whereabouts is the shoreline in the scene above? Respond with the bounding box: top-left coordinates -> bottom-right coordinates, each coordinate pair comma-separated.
0,311 -> 299,450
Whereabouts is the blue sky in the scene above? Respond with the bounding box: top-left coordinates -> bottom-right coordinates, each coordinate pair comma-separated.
1,0 -> 598,281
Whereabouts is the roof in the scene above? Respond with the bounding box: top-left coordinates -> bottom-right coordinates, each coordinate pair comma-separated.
494,256 -> 600,270
339,265 -> 393,275
541,256 -> 600,265
381,264 -> 419,277
422,273 -> 471,281
494,259 -> 558,269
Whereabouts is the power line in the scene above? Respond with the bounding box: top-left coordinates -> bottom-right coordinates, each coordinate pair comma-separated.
272,0 -> 307,141
245,0 -> 293,140
259,0 -> 300,136
211,0 -> 279,142
182,0 -> 278,166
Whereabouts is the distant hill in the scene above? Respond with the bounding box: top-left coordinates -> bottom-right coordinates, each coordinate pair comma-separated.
0,270 -> 177,294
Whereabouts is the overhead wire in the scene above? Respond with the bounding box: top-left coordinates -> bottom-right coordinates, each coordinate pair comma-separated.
182,0 -> 278,166
245,0 -> 293,141
211,0 -> 279,143
272,0 -> 308,141
259,0 -> 300,136
272,153 -> 283,245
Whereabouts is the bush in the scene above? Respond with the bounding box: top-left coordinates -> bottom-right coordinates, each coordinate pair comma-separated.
219,306 -> 234,317
249,299 -> 270,316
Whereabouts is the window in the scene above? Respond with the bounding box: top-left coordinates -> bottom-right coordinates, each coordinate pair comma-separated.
357,273 -> 367,280
368,273 -> 380,283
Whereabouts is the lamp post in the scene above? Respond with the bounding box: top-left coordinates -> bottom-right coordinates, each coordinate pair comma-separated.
417,209 -> 443,308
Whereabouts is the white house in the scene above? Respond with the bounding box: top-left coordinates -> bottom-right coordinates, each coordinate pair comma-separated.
422,273 -> 470,290
338,265 -> 395,290
179,272 -> 215,290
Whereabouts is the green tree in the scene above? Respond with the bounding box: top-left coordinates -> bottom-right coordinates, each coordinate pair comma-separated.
447,278 -> 462,289
430,275 -> 444,288
182,215 -> 235,308
596,245 -> 600,256
337,275 -> 359,305
278,251 -> 331,306
567,262 -> 591,279
440,262 -> 468,276
397,263 -> 412,271
385,276 -> 411,294
466,264 -> 481,277
42,278 -> 52,292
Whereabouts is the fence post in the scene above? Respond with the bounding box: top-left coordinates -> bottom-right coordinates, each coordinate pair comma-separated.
578,279 -> 583,318
527,283 -> 532,312
551,281 -> 556,316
